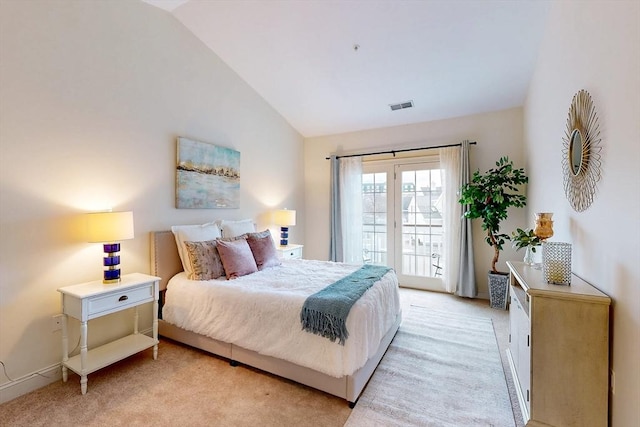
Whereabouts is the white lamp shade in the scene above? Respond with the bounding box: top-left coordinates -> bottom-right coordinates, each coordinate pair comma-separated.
86,211 -> 135,243
273,209 -> 296,226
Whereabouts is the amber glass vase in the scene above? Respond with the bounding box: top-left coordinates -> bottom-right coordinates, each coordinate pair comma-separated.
534,213 -> 554,241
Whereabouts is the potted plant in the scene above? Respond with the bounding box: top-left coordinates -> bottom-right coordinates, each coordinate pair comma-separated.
511,228 -> 542,266
459,156 -> 528,309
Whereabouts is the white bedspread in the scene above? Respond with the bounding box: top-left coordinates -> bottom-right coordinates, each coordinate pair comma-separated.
162,259 -> 400,378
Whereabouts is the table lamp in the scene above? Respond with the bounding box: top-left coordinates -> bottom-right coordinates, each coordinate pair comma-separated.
86,211 -> 135,284
273,209 -> 296,246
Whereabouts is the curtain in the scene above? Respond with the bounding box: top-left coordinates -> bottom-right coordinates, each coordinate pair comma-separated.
456,140 -> 476,297
329,156 -> 363,264
329,156 -> 341,261
440,146 -> 462,293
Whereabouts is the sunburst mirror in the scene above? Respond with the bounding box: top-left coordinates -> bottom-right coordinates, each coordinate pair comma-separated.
562,89 -> 602,212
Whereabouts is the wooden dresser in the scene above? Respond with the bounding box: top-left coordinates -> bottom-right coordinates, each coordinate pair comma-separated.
506,261 -> 611,427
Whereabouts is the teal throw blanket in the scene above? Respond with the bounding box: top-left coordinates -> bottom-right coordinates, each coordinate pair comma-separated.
300,264 -> 392,345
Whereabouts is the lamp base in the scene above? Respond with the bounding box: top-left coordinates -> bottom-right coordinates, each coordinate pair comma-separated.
280,227 -> 289,246
103,243 -> 122,284
103,270 -> 121,284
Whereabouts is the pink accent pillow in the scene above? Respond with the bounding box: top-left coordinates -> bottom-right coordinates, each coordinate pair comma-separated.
247,230 -> 281,270
216,239 -> 258,279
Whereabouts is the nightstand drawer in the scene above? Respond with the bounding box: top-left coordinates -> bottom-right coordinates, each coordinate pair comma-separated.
278,246 -> 303,259
87,284 -> 153,316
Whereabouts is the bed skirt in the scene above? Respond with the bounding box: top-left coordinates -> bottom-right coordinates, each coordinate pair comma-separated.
159,312 -> 401,405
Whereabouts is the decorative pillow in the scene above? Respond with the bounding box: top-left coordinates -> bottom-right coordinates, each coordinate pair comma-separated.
183,240 -> 225,280
171,222 -> 222,276
246,229 -> 271,239
246,230 -> 281,270
216,239 -> 258,279
219,234 -> 248,242
219,219 -> 255,238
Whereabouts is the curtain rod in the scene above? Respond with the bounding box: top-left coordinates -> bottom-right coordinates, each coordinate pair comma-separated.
325,141 -> 476,160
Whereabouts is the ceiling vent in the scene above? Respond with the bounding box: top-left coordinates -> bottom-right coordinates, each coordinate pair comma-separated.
389,100 -> 414,111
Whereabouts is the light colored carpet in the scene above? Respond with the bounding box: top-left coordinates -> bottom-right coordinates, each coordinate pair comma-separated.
0,290 -> 520,426
0,339 -> 351,426
345,305 -> 516,427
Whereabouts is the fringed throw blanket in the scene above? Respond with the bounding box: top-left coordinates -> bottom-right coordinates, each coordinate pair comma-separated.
300,264 -> 392,345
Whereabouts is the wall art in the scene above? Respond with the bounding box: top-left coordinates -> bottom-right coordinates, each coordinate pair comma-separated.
176,137 -> 240,209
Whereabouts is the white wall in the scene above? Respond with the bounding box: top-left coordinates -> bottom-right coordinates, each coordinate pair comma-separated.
524,1 -> 639,425
304,107 -> 527,297
0,0 -> 304,401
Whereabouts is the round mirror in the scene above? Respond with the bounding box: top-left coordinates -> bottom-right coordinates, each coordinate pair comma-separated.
569,129 -> 583,176
562,89 -> 602,212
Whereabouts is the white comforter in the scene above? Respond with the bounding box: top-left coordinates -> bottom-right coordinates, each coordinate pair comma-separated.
162,259 -> 400,378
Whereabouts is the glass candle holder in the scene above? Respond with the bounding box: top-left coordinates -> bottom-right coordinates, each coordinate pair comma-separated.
542,242 -> 572,285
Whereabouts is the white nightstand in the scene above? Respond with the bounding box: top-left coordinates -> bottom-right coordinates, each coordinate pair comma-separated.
58,273 -> 161,394
276,244 -> 304,259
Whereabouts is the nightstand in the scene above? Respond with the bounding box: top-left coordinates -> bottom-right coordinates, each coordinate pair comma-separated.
276,244 -> 304,259
58,273 -> 161,394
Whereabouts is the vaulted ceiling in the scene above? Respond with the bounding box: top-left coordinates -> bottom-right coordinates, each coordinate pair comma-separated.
142,0 -> 551,137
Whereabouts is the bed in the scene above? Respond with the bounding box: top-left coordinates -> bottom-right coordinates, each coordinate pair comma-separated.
150,230 -> 401,406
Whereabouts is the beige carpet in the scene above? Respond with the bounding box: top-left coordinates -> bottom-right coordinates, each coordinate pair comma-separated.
0,339 -> 351,426
346,305 -> 516,427
0,290 -> 520,426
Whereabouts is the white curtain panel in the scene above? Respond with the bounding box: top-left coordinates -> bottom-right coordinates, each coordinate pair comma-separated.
339,157 -> 364,264
439,146 -> 462,293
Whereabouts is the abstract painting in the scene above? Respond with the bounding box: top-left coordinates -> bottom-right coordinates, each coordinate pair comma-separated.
176,137 -> 240,209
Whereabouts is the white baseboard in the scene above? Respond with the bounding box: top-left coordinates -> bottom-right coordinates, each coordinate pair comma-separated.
0,363 -> 62,404
0,328 -> 154,404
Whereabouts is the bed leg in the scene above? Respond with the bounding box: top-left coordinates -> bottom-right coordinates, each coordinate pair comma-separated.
230,360 -> 238,367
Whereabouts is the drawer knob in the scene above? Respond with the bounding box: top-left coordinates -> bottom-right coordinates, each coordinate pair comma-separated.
118,295 -> 128,302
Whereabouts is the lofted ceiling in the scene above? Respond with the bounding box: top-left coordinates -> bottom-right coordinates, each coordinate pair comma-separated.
142,0 -> 551,138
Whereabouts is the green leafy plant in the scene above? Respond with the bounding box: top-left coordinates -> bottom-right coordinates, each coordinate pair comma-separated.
459,156 -> 528,273
511,228 -> 542,252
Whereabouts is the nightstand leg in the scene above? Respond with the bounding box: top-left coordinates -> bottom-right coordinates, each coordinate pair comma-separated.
152,298 -> 158,360
134,306 -> 139,334
80,375 -> 87,395
80,320 -> 88,394
61,314 -> 68,382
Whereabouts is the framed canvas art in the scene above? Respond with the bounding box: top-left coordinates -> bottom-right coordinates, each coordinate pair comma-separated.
176,137 -> 240,209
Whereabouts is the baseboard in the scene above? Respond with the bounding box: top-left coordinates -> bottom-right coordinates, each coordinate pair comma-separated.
477,291 -> 489,300
0,328 -> 154,404
400,285 -> 490,301
0,363 -> 62,404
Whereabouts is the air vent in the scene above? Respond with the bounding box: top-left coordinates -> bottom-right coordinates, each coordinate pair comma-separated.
389,100 -> 414,111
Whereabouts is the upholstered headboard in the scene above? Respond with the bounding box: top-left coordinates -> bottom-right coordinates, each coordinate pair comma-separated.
150,230 -> 183,291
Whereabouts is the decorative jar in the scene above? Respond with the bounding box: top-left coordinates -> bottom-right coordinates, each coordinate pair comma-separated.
534,212 -> 554,241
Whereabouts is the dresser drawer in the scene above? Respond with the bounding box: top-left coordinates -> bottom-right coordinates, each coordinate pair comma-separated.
87,284 -> 154,316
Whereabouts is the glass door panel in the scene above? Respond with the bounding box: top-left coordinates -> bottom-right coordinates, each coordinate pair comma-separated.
362,171 -> 388,266
395,164 -> 445,291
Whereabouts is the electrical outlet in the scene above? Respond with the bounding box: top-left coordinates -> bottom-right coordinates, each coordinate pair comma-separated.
610,369 -> 616,395
51,314 -> 63,332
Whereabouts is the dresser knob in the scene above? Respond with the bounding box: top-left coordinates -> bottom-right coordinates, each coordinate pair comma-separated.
118,295 -> 128,302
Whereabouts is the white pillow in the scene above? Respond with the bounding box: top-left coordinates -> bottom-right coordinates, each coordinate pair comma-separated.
219,219 -> 255,238
171,222 -> 222,276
